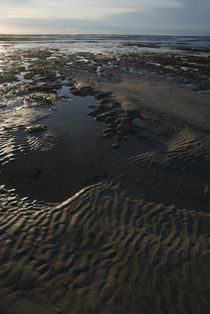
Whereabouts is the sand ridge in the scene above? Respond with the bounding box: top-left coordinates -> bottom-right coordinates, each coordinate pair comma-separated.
0,182 -> 209,314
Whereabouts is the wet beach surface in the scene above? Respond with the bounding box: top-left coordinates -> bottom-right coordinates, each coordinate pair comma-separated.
0,40 -> 210,314
0,48 -> 210,207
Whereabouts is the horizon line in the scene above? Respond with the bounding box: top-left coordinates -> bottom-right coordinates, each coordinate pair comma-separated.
0,33 -> 209,37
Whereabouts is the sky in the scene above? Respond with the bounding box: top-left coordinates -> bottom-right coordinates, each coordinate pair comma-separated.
0,0 -> 209,35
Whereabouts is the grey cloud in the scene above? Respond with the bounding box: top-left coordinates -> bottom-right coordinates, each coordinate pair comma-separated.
0,0 -> 209,35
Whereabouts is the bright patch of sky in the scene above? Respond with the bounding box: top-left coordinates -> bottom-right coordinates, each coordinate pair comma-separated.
0,0 -> 209,35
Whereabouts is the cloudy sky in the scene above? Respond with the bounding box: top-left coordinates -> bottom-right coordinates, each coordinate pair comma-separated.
0,0 -> 209,35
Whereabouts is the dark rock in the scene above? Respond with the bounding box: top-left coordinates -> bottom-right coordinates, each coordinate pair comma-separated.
95,92 -> 112,100
95,112 -> 114,121
26,125 -> 48,133
70,84 -> 95,97
103,127 -> 114,134
114,115 -> 137,135
99,98 -> 112,105
27,84 -> 60,94
102,132 -> 114,139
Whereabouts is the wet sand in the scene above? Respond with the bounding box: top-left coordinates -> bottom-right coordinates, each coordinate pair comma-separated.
1,181 -> 210,314
0,48 -> 210,314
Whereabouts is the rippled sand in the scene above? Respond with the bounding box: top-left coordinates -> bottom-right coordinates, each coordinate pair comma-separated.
0,182 -> 209,314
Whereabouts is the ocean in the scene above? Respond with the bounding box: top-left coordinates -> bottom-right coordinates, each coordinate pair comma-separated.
0,34 -> 210,55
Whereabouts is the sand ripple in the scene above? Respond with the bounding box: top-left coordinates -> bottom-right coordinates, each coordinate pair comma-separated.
130,127 -> 210,175
0,107 -> 54,166
0,183 -> 209,314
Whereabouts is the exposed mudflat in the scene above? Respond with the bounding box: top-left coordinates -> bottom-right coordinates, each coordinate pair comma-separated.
0,47 -> 210,314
